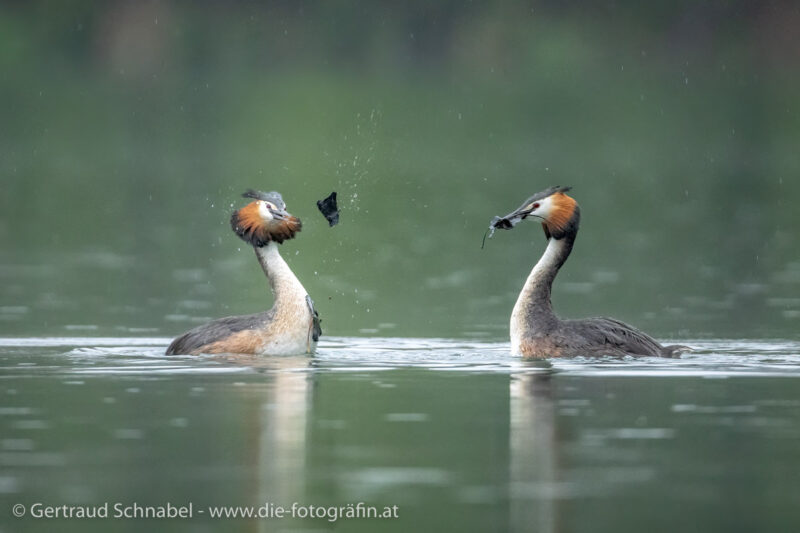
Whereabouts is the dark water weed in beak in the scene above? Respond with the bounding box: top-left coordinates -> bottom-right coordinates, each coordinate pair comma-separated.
481,215 -> 512,249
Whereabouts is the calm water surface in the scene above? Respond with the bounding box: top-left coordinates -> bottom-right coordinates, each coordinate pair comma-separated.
2,337 -> 800,533
4,3 -> 800,532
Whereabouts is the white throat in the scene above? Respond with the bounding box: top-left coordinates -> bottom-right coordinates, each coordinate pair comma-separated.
255,243 -> 316,355
526,237 -> 564,287
256,243 -> 307,302
510,237 -> 565,354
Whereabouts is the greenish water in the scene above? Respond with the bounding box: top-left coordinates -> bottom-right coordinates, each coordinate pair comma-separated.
1,2 -> 799,341
2,2 -> 800,532
2,338 -> 800,533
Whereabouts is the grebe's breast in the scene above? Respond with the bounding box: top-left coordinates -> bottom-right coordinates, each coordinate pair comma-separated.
509,296 -> 527,356
254,295 -> 318,356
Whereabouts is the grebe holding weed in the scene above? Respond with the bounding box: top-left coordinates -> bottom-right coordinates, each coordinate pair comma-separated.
166,190 -> 320,356
488,186 -> 689,359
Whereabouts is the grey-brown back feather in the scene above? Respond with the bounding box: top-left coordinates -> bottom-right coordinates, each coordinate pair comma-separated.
562,317 -> 667,357
165,310 -> 274,355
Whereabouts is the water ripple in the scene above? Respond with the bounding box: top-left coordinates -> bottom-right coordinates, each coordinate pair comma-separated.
0,337 -> 798,378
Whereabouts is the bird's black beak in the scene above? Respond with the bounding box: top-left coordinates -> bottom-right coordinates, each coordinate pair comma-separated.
269,207 -> 292,221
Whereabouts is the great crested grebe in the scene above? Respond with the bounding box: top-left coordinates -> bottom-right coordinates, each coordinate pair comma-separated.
490,186 -> 688,359
166,190 -> 321,356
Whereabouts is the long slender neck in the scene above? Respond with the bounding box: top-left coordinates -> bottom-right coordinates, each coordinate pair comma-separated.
254,243 -> 308,311
513,230 -> 576,330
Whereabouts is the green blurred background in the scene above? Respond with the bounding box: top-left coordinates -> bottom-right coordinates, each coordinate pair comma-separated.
1,0 -> 798,340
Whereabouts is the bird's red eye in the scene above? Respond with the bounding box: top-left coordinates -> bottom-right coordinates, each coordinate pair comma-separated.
532,203 -> 540,209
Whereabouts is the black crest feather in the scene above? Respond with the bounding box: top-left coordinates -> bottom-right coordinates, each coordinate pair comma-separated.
242,189 -> 285,210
